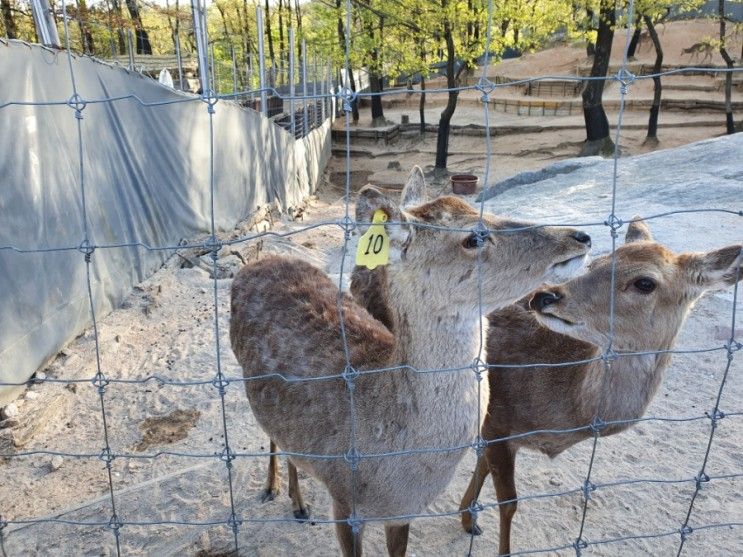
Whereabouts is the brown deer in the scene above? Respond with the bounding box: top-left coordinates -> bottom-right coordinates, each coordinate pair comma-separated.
259,169 -> 426,522
229,169 -> 592,556
681,41 -> 715,64
458,219 -> 742,556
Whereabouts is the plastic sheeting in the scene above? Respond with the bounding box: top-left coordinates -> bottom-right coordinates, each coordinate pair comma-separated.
0,41 -> 332,403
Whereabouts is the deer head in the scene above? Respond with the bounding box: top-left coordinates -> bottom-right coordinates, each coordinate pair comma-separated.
355,181 -> 593,317
529,218 -> 743,351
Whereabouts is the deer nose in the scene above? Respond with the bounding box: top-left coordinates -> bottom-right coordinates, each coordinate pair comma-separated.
530,291 -> 562,312
570,231 -> 591,247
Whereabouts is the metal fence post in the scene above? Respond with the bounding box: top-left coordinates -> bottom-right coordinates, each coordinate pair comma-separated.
302,39 -> 309,136
313,49 -> 319,128
30,0 -> 61,48
190,0 -> 209,94
231,46 -> 238,94
175,33 -> 184,91
256,6 -> 268,115
127,29 -> 135,71
289,28 -> 296,137
210,44 -> 217,94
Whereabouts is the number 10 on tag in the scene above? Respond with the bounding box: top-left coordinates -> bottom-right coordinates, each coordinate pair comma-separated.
355,210 -> 390,270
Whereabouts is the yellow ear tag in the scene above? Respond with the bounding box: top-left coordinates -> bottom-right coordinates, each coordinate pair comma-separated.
355,210 -> 390,270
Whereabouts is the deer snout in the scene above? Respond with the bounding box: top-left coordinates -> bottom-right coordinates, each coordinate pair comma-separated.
529,290 -> 563,312
570,231 -> 591,247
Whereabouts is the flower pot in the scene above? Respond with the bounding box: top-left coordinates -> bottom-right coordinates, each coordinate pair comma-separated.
450,174 -> 479,195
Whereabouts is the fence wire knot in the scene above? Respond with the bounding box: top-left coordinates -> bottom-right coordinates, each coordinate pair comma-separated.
468,500 -> 484,519
604,214 -> 623,238
67,93 -> 87,118
342,364 -> 359,387
78,239 -> 95,262
600,348 -> 618,365
705,408 -> 725,428
339,216 -> 356,240
680,525 -> 693,541
108,513 -> 122,532
472,435 -> 488,456
471,357 -> 488,381
219,446 -> 236,465
92,371 -> 109,393
614,68 -> 636,95
573,536 -> 589,555
227,512 -> 242,532
582,479 -> 597,501
211,373 -> 230,395
725,339 -> 741,359
589,416 -> 607,435
99,447 -> 115,465
475,77 -> 496,102
344,447 -> 361,470
337,87 -> 357,113
471,222 -> 491,248
346,513 -> 363,534
203,237 -> 222,260
694,472 -> 710,490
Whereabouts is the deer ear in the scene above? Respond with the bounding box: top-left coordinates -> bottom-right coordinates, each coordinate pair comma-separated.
356,185 -> 411,249
625,217 -> 653,243
400,166 -> 427,208
684,245 -> 743,290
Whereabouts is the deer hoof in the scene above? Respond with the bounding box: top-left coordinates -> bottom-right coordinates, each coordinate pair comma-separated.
465,523 -> 483,536
294,505 -> 311,522
260,487 -> 280,503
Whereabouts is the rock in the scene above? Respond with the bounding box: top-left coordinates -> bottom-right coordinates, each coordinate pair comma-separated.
1,403 -> 19,419
25,391 -> 40,400
549,476 -> 562,487
36,372 -> 47,381
50,455 -> 64,471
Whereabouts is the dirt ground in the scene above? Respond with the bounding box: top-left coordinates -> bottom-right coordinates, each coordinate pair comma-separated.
1,19 -> 741,557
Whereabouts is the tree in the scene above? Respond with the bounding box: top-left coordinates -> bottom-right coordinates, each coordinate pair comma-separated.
580,0 -> 615,156
1,0 -> 17,39
126,0 -> 152,54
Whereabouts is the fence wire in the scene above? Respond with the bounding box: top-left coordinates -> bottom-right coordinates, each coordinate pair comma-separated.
0,0 -> 742,556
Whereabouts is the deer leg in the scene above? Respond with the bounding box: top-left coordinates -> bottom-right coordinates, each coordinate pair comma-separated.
384,523 -> 410,557
486,441 -> 518,557
333,500 -> 364,557
260,439 -> 281,502
458,453 -> 490,535
287,460 -> 311,521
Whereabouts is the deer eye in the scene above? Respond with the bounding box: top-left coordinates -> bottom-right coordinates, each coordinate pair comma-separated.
462,232 -> 488,249
633,277 -> 656,293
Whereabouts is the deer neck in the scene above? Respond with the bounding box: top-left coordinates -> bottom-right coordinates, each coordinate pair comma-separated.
581,348 -> 673,423
385,276 -> 485,372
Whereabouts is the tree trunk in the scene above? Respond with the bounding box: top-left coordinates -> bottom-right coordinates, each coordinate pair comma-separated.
126,0 -> 152,55
643,15 -> 662,143
585,9 -> 596,56
580,0 -> 615,156
1,0 -> 17,39
718,0 -> 736,134
265,0 -> 276,76
626,19 -> 641,58
435,8 -> 458,170
77,0 -> 95,54
369,72 -> 384,124
110,0 -> 126,54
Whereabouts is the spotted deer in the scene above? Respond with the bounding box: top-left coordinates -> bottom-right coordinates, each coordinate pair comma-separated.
458,219 -> 742,556
229,168 -> 592,556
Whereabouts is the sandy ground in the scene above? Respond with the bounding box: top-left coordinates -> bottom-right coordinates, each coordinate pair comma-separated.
1,19 -> 741,557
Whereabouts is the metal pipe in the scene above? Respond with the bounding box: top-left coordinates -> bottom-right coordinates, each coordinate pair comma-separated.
256,6 -> 268,115
289,28 -> 296,137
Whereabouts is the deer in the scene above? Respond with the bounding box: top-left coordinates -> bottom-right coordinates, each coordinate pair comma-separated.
229,166 -> 592,556
458,218 -> 743,556
681,41 -> 715,65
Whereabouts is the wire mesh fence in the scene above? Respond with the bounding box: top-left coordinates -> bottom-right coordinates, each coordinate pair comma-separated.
0,0 -> 742,555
